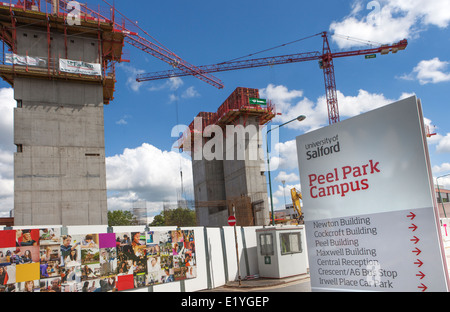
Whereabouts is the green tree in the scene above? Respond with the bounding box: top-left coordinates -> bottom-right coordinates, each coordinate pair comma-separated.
149,212 -> 166,226
107,210 -> 137,227
165,207 -> 197,226
150,208 -> 196,227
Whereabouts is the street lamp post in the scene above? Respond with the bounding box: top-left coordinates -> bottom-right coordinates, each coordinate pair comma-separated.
266,115 -> 306,226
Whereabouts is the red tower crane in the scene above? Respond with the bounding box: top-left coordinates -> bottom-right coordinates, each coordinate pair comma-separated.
1,2 -> 407,125
136,31 -> 408,125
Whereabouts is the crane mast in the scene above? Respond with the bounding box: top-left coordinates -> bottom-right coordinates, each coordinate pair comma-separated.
321,32 -> 340,124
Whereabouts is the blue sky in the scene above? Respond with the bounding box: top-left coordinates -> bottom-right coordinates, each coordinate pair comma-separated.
1,0 -> 450,218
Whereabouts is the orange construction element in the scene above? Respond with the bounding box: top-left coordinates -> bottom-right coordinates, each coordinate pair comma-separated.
178,87 -> 277,150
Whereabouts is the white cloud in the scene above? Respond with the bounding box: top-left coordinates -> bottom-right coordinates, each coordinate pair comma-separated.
400,58 -> 450,85
106,191 -> 167,218
106,143 -> 193,205
259,84 -> 303,113
120,66 -> 183,93
116,119 -> 128,125
336,89 -> 392,116
390,0 -> 450,28
260,84 -> 326,131
0,88 -> 15,217
168,77 -> 184,91
119,64 -> 146,92
275,171 -> 299,183
427,133 -> 444,146
147,78 -> 197,103
261,83 -> 407,132
115,114 -> 131,126
0,150 -> 13,182
148,77 -> 184,92
169,94 -> 179,103
330,0 -> 450,49
107,191 -> 139,211
436,133 -> 450,154
0,88 -> 15,151
272,183 -> 301,210
182,86 -> 200,99
436,176 -> 450,189
270,140 -> 299,171
433,163 -> 450,174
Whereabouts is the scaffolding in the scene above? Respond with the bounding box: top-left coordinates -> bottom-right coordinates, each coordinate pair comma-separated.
0,0 -> 126,104
178,87 -> 278,151
195,196 -> 254,226
132,200 -> 148,225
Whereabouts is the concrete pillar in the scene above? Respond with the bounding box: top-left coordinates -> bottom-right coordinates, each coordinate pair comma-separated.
13,26 -> 107,225
192,114 -> 269,226
223,116 -> 269,225
192,147 -> 227,227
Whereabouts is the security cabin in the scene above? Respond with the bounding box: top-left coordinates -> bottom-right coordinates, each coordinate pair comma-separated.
256,226 -> 308,278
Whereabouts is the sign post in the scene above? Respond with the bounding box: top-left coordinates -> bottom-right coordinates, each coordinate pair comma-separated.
296,96 -> 449,292
229,209 -> 241,286
228,215 -> 237,227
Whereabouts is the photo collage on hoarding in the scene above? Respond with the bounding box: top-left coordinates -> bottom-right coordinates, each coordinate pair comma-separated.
0,228 -> 197,292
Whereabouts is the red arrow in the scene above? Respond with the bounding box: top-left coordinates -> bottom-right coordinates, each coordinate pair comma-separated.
410,236 -> 420,244
407,212 -> 416,220
416,271 -> 426,280
418,283 -> 428,292
409,224 -> 418,232
414,259 -> 424,268
412,247 -> 422,256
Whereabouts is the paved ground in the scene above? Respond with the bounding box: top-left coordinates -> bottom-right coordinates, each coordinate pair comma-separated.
199,243 -> 450,293
199,274 -> 312,292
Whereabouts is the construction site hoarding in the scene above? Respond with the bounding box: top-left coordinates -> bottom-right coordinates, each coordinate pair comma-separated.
296,96 -> 449,292
0,228 -> 196,292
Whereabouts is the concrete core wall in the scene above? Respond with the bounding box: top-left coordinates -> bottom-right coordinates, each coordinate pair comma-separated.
193,144 -> 228,226
13,27 -> 107,225
193,115 -> 269,226
223,116 -> 269,225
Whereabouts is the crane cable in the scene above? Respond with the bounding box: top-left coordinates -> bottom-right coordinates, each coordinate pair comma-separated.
332,33 -> 384,48
219,32 -> 388,65
218,32 -> 324,64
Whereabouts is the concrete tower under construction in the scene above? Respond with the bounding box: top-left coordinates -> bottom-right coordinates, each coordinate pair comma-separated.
179,87 -> 277,226
0,1 -> 124,225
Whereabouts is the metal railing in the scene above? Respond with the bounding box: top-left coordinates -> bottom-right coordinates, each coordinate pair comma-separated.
0,52 -> 112,79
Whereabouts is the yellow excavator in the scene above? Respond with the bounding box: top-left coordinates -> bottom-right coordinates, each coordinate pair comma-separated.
290,188 -> 304,224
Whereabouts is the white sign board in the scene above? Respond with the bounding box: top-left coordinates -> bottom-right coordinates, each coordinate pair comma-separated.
296,96 -> 449,292
59,58 -> 102,76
